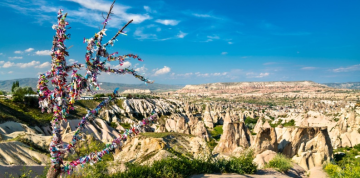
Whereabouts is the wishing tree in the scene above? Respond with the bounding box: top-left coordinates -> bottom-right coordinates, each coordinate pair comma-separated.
36,1 -> 157,177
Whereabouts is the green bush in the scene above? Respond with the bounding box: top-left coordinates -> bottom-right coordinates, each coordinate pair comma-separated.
74,150 -> 256,178
109,122 -> 118,129
324,163 -> 360,178
265,154 -> 292,172
283,119 -> 295,127
109,151 -> 257,178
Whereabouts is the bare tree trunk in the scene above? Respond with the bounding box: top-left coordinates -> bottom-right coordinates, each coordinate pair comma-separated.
46,167 -> 61,178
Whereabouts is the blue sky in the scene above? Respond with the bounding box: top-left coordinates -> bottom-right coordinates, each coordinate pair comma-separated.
0,0 -> 359,85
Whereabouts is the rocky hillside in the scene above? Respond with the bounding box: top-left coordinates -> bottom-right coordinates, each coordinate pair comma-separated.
176,81 -> 329,94
324,82 -> 360,89
0,78 -> 183,92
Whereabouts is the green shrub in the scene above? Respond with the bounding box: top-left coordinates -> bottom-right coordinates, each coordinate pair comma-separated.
283,119 -> 295,127
324,163 -> 360,178
109,122 -> 118,129
265,154 -> 292,172
210,125 -> 223,140
108,150 -> 257,178
119,123 -> 131,129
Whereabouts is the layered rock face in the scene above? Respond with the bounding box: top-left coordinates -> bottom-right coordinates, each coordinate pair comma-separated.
203,104 -> 214,128
122,89 -> 151,94
161,113 -> 210,141
114,133 -> 211,165
213,122 -> 253,155
251,127 -> 278,154
123,98 -> 182,117
177,81 -> 328,94
329,110 -> 360,148
276,127 -> 333,170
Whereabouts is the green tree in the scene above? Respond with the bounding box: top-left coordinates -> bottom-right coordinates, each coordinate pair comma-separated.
12,86 -> 35,102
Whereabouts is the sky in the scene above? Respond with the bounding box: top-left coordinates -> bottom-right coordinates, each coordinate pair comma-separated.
0,0 -> 359,85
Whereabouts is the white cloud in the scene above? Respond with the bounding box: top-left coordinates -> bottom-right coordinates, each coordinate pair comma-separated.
176,72 -> 193,77
263,62 -> 276,65
246,72 -> 269,78
2,60 -> 40,68
8,71 -> 13,74
17,61 -> 40,68
2,61 -> 14,68
134,27 -> 157,40
177,31 -> 187,38
155,19 -> 180,26
194,72 -> 228,77
121,61 -> 132,68
195,72 -> 209,77
35,50 -> 51,56
135,65 -> 148,73
65,0 -> 151,24
333,64 -> 360,72
228,42 -> 233,45
14,51 -> 23,54
0,53 -> 3,55
35,62 -> 51,68
143,6 -> 156,13
8,56 -> 23,60
301,67 -> 316,70
154,66 -> 171,76
25,48 -> 34,52
68,59 -> 78,64
191,13 -> 222,20
0,61 -> 4,65
192,13 -> 212,18
221,52 -> 228,55
205,35 -> 220,42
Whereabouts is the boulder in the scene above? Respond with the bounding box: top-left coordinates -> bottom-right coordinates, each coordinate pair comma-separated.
253,150 -> 277,168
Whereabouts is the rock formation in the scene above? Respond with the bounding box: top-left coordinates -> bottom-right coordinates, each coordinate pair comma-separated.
203,104 -> 214,128
276,127 -> 333,170
251,127 -> 278,154
213,122 -> 253,156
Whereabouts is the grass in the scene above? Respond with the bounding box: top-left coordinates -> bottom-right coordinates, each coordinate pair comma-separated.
0,99 -> 53,126
119,123 -> 131,129
76,150 -> 257,178
209,125 -> 223,141
15,135 -> 49,154
0,99 -> 103,126
282,119 -> 295,127
245,116 -> 258,130
65,135 -> 113,162
264,154 -> 292,172
324,144 -> 360,178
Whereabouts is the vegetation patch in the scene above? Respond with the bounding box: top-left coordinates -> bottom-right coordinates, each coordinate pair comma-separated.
15,136 -> 49,154
324,144 -> 360,178
264,154 -> 292,172
209,125 -> 223,141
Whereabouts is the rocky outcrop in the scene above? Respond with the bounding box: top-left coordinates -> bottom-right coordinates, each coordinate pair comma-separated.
251,127 -> 278,154
122,89 -> 151,94
276,127 -> 333,170
123,99 -> 182,117
203,104 -> 214,128
161,113 -> 210,141
114,133 -> 211,165
213,122 -> 253,155
253,150 -> 277,168
253,117 -> 271,133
